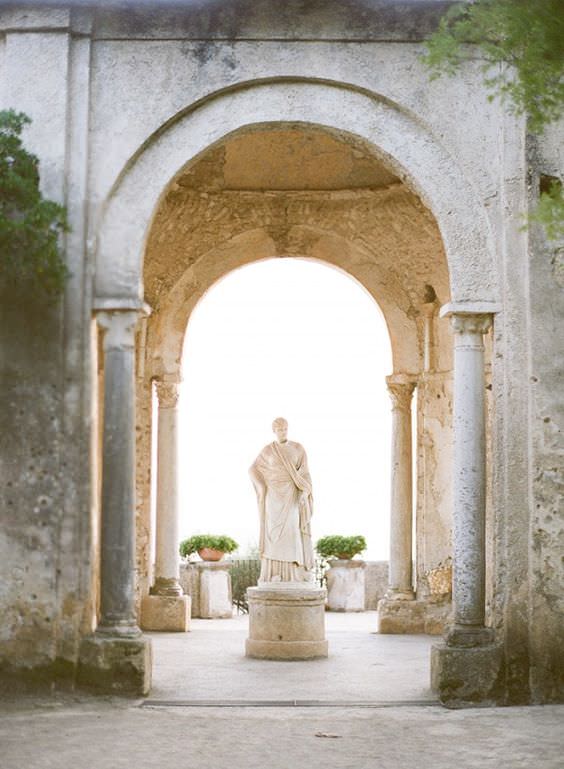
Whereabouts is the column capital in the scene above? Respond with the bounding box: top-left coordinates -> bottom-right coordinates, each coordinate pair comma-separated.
386,375 -> 416,413
154,379 -> 180,409
439,302 -> 499,337
96,310 -> 144,353
449,314 -> 493,336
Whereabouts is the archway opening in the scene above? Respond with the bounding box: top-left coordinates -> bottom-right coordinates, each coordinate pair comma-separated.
136,120 -> 453,702
179,256 -> 393,561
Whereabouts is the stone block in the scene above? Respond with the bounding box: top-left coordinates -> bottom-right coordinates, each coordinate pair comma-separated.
140,594 -> 191,632
326,559 -> 365,611
377,597 -> 452,634
431,641 -> 503,707
199,562 -> 232,618
246,584 -> 328,660
377,598 -> 425,633
77,634 -> 152,696
423,602 -> 452,635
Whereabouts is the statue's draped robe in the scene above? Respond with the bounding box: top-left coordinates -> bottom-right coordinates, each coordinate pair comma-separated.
250,440 -> 315,583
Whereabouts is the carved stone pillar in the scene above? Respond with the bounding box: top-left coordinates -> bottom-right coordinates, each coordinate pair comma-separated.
444,311 -> 495,646
78,307 -> 152,695
141,378 -> 190,632
431,303 -> 501,707
153,379 -> 182,596
378,374 -> 420,634
386,375 -> 416,600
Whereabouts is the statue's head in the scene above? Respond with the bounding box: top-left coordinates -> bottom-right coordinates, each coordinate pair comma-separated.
272,417 -> 288,443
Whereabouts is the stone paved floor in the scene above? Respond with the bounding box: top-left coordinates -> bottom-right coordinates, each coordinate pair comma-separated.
148,612 -> 436,703
1,612 -> 562,769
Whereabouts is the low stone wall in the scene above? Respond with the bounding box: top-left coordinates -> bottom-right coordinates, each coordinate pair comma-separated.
181,560 -> 389,614
364,561 -> 389,609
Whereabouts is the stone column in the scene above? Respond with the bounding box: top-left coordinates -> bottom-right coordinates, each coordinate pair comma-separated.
153,380 -> 182,596
386,375 -> 416,600
97,310 -> 143,636
378,375 -> 421,633
431,304 -> 501,706
444,310 -> 495,647
78,308 -> 152,695
141,379 -> 190,631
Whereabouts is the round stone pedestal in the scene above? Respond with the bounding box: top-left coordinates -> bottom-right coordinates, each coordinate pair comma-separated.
246,584 -> 328,660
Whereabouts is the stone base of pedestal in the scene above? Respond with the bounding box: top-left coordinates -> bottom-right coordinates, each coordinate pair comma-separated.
199,562 -> 232,618
377,598 -> 452,634
77,634 -> 152,695
431,641 -> 503,707
140,594 -> 191,632
246,584 -> 328,660
326,560 -> 365,611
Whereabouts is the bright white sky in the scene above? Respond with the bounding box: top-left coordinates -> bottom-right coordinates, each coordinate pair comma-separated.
178,257 -> 393,561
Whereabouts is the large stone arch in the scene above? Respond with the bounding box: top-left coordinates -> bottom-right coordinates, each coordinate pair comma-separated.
93,79 -> 498,306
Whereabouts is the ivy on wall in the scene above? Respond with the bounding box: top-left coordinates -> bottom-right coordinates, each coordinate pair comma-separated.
0,110 -> 68,300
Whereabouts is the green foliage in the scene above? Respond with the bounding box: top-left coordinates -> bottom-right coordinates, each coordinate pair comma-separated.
179,534 -> 239,557
529,178 -> 564,240
315,535 -> 367,560
0,109 -> 68,299
423,0 -> 564,134
423,1 -> 564,240
229,558 -> 261,613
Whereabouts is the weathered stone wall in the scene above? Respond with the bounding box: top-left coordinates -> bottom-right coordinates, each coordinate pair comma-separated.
525,122 -> 564,703
0,10 -> 95,680
0,1 -> 561,704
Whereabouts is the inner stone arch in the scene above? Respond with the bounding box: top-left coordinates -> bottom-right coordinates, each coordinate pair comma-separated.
136,122 -> 455,644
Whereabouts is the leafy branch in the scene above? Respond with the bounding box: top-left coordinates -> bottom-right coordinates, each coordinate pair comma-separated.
0,110 -> 68,300
422,1 -> 564,241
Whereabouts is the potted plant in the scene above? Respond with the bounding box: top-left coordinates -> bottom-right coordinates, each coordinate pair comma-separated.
179,534 -> 239,562
316,535 -> 368,612
315,535 -> 367,561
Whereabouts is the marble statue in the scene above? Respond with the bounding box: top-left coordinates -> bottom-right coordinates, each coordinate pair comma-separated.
249,418 -> 315,583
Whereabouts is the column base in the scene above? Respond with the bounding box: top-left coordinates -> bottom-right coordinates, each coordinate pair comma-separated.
141,594 -> 191,632
385,589 -> 415,601
431,641 -> 503,707
446,624 -> 495,648
378,598 -> 451,634
77,633 -> 152,696
150,577 -> 183,597
246,584 -> 328,660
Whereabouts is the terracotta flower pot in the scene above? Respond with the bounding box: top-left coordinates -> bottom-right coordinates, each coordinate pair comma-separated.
198,547 -> 225,562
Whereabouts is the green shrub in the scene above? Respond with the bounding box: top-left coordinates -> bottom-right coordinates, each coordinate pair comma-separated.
0,110 -> 68,299
315,535 -> 367,560
179,534 -> 239,558
229,558 -> 261,613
